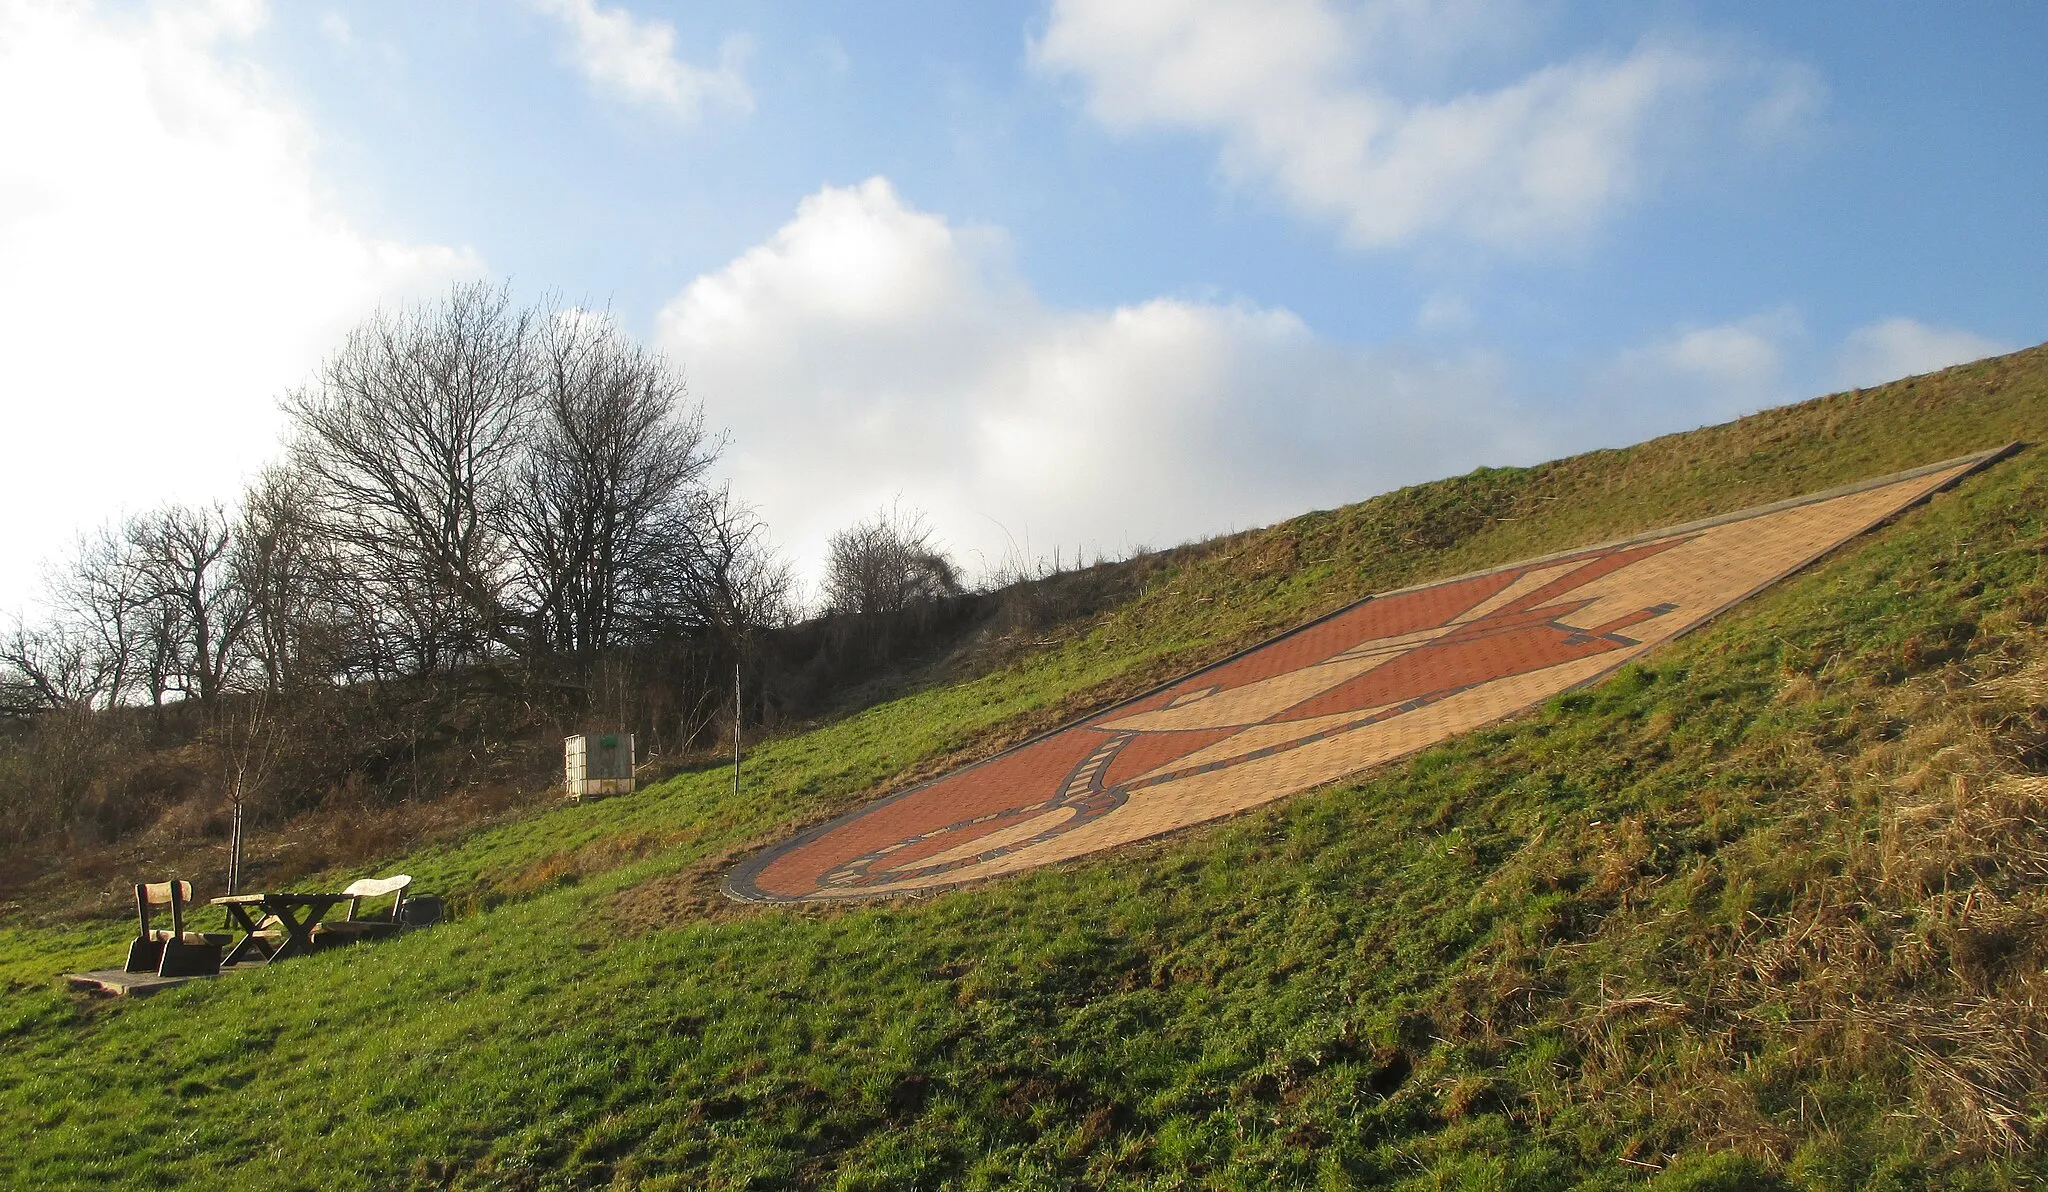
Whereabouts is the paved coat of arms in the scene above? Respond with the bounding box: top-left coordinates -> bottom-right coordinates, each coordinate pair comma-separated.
727,450 -> 2008,903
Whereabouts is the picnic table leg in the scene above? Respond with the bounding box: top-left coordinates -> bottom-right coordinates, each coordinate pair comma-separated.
267,906 -> 318,961
221,904 -> 272,966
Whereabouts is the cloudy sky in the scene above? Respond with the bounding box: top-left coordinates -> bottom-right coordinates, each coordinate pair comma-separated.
2,0 -> 2042,610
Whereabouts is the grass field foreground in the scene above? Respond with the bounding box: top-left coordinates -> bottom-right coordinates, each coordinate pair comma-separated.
3,346 -> 2048,1187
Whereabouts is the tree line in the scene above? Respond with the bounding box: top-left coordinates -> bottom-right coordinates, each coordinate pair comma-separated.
0,283 -> 808,849
0,282 -> 1020,853
3,283 -> 791,719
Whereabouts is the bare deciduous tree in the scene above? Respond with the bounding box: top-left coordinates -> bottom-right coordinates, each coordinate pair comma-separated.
0,619 -> 104,716
128,503 -> 250,704
235,467 -> 349,692
512,310 -> 719,658
50,523 -> 151,710
2,275 -> 814,855
822,504 -> 962,618
691,486 -> 795,634
283,280 -> 535,671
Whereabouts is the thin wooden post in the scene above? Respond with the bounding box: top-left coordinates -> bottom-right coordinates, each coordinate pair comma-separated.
221,690 -> 275,899
732,658 -> 741,800
227,800 -> 243,895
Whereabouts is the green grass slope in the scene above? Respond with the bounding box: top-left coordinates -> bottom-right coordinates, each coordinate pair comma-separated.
5,346 -> 2048,1189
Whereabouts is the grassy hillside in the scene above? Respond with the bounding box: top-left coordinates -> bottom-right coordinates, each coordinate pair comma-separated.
4,345 -> 2048,1189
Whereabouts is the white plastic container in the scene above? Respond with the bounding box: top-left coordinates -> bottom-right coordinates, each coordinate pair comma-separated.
564,732 -> 635,802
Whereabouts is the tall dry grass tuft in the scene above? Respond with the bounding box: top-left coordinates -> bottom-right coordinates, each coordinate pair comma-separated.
1717,650 -> 2048,1154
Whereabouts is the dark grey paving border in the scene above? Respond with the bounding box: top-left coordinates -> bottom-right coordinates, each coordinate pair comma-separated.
723,443 -> 2020,904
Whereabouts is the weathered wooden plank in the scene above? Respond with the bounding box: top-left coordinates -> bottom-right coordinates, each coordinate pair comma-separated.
64,970 -> 203,997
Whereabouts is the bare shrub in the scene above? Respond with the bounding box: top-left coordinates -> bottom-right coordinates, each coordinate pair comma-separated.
822,504 -> 961,618
0,707 -> 153,845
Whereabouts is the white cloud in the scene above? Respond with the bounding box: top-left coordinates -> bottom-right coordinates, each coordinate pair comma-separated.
656,182 -> 2011,603
1033,0 -> 1821,250
525,0 -> 750,120
1417,292 -> 1473,332
659,178 -> 1542,598
1587,308 -> 1804,442
317,10 -> 350,49
0,0 -> 476,611
1834,317 -> 2007,391
1581,309 -> 2010,447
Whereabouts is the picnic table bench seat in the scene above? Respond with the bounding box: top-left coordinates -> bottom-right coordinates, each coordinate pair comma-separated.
310,875 -> 411,947
71,876 -> 442,995
126,880 -> 229,978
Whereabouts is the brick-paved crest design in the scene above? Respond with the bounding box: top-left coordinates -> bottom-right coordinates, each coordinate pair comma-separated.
726,450 -> 2010,903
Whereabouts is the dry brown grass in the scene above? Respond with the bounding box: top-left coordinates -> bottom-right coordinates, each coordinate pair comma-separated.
603,843 -> 765,934
1707,642 -> 2048,1154
0,778 -> 554,923
497,828 -> 697,900
1425,567 -> 2048,1166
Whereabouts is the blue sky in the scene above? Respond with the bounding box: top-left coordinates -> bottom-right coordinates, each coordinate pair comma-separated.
2,0 -> 2043,610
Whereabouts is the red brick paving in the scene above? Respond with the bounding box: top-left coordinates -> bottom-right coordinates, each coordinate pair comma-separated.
725,451 -> 2008,903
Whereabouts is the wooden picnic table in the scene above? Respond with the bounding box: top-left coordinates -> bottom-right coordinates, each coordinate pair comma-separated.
212,892 -> 345,965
